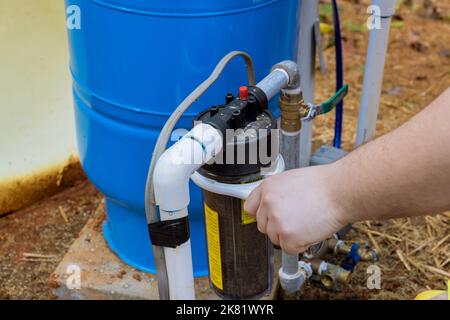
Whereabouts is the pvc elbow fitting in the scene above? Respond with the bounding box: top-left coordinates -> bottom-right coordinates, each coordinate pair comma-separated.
153,124 -> 222,213
279,261 -> 313,293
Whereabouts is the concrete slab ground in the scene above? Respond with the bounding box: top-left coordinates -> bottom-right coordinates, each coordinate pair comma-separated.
51,202 -> 279,300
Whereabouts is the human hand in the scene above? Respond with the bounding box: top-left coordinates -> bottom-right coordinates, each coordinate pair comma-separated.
244,164 -> 350,254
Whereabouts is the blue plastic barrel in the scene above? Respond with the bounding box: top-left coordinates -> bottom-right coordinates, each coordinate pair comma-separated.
65,0 -> 299,276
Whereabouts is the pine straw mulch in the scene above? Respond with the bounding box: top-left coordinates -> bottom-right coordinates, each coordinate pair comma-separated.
296,0 -> 450,299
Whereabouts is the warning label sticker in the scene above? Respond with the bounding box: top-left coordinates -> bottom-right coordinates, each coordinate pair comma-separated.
241,200 -> 256,224
204,203 -> 223,290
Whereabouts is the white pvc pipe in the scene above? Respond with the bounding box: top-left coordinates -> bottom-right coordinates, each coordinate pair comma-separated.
297,0 -> 318,167
256,69 -> 290,101
280,130 -> 301,170
355,0 -> 397,146
154,124 -> 223,212
163,239 -> 195,300
159,208 -> 194,300
153,123 -> 223,299
279,128 -> 303,292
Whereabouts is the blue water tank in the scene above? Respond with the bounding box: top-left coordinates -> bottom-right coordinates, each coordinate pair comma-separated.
66,0 -> 299,276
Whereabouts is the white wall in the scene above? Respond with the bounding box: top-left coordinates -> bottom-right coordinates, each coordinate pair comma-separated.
0,0 -> 78,213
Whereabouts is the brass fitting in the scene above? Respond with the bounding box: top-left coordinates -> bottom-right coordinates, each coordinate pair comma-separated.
358,249 -> 379,262
303,236 -> 339,260
310,259 -> 351,288
278,89 -> 307,133
320,267 -> 351,289
331,240 -> 379,262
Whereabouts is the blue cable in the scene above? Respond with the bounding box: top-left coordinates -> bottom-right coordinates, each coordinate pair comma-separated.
332,0 -> 344,149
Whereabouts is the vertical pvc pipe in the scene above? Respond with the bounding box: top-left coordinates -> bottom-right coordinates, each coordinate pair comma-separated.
280,131 -> 301,170
355,0 -> 397,146
280,130 -> 302,290
284,0 -> 318,285
159,207 -> 196,300
153,124 -> 223,299
297,0 -> 318,167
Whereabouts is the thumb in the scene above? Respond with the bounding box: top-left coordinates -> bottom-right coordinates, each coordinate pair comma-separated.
244,186 -> 262,217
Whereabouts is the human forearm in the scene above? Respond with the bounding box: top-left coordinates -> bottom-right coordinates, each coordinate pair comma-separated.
244,88 -> 450,254
332,88 -> 450,223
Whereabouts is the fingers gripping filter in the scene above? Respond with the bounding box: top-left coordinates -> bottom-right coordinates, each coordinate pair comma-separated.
193,87 -> 278,299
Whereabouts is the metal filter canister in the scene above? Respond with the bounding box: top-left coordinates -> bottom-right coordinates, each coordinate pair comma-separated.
194,91 -> 279,299
202,174 -> 273,299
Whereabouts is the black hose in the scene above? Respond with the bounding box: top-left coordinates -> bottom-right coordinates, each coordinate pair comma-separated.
332,0 -> 344,149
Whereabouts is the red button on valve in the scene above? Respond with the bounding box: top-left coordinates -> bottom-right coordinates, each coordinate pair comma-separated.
239,86 -> 248,100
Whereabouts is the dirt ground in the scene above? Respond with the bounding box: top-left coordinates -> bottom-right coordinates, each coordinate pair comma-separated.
0,0 -> 449,300
0,181 -> 101,299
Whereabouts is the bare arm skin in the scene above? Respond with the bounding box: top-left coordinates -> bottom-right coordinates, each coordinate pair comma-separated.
244,87 -> 450,254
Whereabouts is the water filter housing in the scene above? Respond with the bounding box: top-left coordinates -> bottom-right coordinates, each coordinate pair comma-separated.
194,87 -> 278,299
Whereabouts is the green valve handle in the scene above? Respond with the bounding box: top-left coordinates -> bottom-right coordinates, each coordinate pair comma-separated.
321,84 -> 349,114
302,84 -> 349,121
